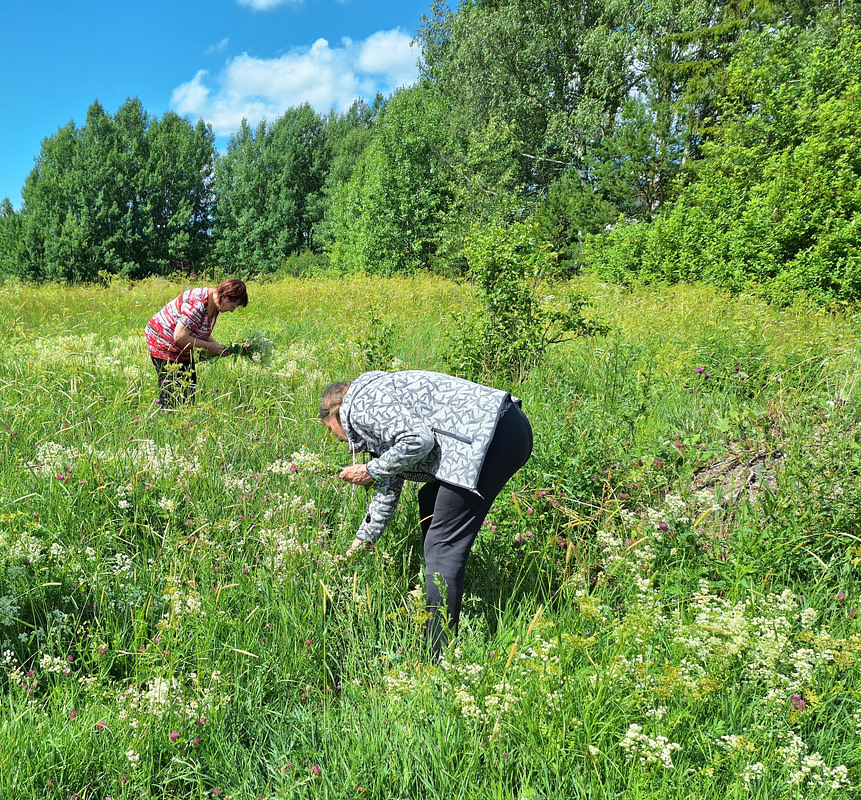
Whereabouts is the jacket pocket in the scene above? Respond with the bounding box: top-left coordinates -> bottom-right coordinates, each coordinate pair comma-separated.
432,428 -> 473,445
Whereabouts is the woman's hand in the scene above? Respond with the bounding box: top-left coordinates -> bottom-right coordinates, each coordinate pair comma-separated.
338,464 -> 373,486
345,537 -> 372,557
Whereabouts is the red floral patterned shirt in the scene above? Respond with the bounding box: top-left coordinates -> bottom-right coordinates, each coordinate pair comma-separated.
145,288 -> 217,362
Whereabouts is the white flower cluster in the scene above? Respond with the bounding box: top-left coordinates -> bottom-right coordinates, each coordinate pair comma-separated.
30,441 -> 75,476
159,576 -> 205,631
619,723 -> 681,769
778,733 -> 851,791
116,671 -> 228,728
432,635 -> 562,734
645,493 -> 688,535
263,493 -> 316,522
257,525 -> 328,579
383,672 -> 426,701
669,583 -> 832,697
0,531 -> 44,565
790,755 -> 850,791
115,483 -> 135,510
289,448 -> 329,475
741,761 -> 765,787
119,676 -> 178,720
39,654 -> 70,674
129,439 -> 200,478
720,734 -> 755,753
800,607 -> 819,629
223,473 -> 256,494
267,460 -> 299,477
30,437 -> 199,481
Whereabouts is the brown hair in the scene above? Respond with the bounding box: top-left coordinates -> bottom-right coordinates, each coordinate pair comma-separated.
319,381 -> 352,420
216,278 -> 248,307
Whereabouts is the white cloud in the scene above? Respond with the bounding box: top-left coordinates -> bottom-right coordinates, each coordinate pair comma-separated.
206,38 -> 230,55
358,30 -> 418,85
237,0 -> 303,10
171,30 -> 419,136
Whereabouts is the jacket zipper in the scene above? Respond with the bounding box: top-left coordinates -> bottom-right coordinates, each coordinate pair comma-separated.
432,427 -> 473,445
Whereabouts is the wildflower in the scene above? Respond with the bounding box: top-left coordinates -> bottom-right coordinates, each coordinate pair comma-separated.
837,591 -> 846,603
68,709 -> 77,719
619,723 -> 681,769
695,366 -> 704,374
657,522 -> 668,532
192,736 -> 201,748
310,765 -> 322,777
95,720 -> 105,730
790,693 -> 807,711
741,762 -> 765,787
170,731 -> 180,742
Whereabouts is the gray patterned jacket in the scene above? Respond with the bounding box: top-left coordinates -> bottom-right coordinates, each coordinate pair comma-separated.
339,370 -> 519,543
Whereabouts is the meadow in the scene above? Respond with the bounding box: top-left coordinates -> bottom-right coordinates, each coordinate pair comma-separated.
1,273 -> 860,799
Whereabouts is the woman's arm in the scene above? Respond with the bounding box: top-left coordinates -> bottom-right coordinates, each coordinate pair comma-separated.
351,475 -> 405,545
174,322 -> 228,356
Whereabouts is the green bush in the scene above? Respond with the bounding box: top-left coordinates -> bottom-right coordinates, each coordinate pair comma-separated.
584,21 -> 861,307
445,221 -> 603,383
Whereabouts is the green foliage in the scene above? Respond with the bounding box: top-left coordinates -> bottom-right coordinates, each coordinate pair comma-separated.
313,97 -> 386,250
585,18 -> 861,306
0,199 -> 23,278
327,86 -> 452,274
355,309 -> 397,372
17,99 -> 215,282
446,221 -> 604,383
212,104 -> 329,275
273,250 -> 333,279
417,0 -> 634,191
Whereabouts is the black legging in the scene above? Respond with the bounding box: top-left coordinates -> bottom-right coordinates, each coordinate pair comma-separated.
418,404 -> 533,658
151,355 -> 197,408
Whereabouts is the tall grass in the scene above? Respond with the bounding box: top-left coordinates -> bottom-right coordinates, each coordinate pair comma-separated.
1,274 -> 860,799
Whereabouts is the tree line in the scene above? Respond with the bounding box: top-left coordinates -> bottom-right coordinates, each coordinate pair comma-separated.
0,0 -> 858,305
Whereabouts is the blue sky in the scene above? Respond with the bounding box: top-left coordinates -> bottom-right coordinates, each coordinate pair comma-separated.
0,0 -> 433,208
